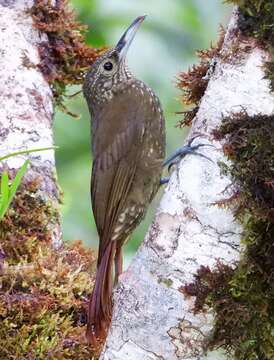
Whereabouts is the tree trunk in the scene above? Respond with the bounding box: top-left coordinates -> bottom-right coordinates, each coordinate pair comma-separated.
0,4 -> 99,358
0,0 -> 61,247
100,9 -> 274,360
1,2 -> 273,359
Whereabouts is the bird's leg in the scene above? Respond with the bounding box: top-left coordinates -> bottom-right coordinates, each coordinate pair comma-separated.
161,135 -> 214,185
114,246 -> 123,285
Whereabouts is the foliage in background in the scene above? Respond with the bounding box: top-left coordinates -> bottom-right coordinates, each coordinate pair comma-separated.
54,0 -> 229,250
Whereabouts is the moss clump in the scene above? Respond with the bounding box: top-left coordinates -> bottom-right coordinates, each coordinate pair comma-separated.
176,28 -> 224,127
225,0 -> 274,91
183,113 -> 274,359
158,277 -> 173,287
0,182 -> 98,359
225,0 -> 274,43
0,240 -> 96,359
214,113 -> 274,220
180,263 -> 235,316
0,178 -> 59,261
179,0 -> 274,128
30,0 -> 102,113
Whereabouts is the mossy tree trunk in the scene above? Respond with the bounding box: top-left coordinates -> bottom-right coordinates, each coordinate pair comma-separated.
0,1 -> 98,358
0,0 -> 61,246
101,8 -> 274,360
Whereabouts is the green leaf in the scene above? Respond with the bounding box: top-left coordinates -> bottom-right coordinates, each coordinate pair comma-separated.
9,160 -> 29,202
0,146 -> 58,220
0,146 -> 58,162
0,160 -> 29,220
0,171 -> 10,219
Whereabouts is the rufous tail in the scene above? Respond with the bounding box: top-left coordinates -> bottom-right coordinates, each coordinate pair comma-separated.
86,241 -> 116,347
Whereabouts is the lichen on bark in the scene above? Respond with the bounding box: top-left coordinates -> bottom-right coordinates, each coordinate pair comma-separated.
160,4 -> 274,360
182,47 -> 274,360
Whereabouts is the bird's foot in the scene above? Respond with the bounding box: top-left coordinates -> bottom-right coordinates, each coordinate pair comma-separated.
163,135 -> 214,170
160,135 -> 214,185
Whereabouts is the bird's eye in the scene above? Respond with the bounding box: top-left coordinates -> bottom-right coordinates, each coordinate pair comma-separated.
103,61 -> 113,71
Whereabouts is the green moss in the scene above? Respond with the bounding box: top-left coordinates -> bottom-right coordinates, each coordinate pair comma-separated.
214,113 -> 274,220
158,277 -> 173,287
0,239 -> 97,359
225,0 -> 274,42
0,179 -> 59,261
0,181 -> 98,358
30,0 -> 102,115
183,113 -> 274,359
225,0 -> 274,91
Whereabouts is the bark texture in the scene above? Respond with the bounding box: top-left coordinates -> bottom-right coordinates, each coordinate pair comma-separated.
0,0 -> 61,246
100,9 -> 274,360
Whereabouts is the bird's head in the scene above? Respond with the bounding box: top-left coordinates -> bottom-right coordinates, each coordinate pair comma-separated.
83,15 -> 146,108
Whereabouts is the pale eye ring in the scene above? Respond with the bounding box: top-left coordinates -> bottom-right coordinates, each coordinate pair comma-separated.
103,61 -> 113,71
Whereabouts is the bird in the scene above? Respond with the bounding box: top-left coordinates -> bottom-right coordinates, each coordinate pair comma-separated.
83,15 -> 166,346
83,15 -> 213,347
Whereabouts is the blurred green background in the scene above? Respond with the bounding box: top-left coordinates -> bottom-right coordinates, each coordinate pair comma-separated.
54,0 -> 232,262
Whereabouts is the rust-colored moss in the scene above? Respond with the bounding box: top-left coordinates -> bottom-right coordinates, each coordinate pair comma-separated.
30,0 -> 103,113
0,240 -> 97,359
183,112 -> 274,359
178,0 -> 274,129
0,181 -> 98,358
0,178 -> 58,261
180,263 -> 235,315
176,27 -> 225,127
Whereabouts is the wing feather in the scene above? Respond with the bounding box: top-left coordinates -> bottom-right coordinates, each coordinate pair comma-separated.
91,87 -> 145,259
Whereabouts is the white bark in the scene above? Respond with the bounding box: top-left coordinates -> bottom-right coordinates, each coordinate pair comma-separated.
101,9 -> 274,360
0,0 -> 61,246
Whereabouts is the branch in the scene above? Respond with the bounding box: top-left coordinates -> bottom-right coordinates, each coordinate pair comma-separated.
0,0 -> 61,246
101,9 -> 274,360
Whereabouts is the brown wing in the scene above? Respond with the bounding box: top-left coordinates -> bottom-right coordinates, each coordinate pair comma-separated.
91,87 -> 146,261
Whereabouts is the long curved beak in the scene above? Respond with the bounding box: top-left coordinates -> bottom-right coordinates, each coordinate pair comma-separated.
115,15 -> 146,61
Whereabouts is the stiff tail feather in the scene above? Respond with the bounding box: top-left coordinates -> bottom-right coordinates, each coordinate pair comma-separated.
86,241 -> 116,347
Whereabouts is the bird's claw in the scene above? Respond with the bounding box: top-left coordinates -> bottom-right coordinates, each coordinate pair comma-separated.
162,135 -> 215,171
160,177 -> 170,185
